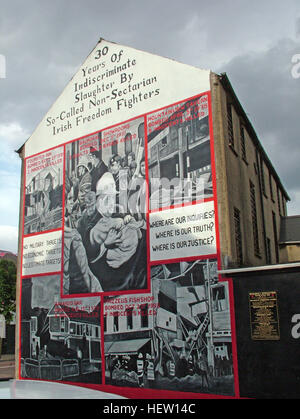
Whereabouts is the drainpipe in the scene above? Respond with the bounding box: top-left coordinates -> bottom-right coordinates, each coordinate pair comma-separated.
206,260 -> 214,375
255,150 -> 268,263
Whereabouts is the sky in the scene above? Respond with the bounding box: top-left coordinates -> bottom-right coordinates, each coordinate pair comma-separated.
0,0 -> 300,254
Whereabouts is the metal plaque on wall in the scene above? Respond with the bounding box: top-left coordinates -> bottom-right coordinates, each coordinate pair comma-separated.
249,291 -> 280,340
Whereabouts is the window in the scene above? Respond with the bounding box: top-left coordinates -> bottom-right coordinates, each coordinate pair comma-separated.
240,124 -> 247,161
161,136 -> 167,148
266,237 -> 272,264
234,207 -> 243,265
124,132 -> 132,154
70,322 -> 75,335
86,324 -> 90,336
260,158 -> 266,196
103,315 -> 107,333
76,323 -> 82,336
113,312 -> 119,332
196,115 -> 209,139
250,181 -> 260,256
60,317 -> 65,332
212,285 -> 226,311
140,304 -> 149,328
269,171 -> 274,201
277,186 -> 281,215
227,102 -> 234,146
126,307 -> 133,330
31,317 -> 37,333
272,211 -> 279,263
281,194 -> 286,216
111,139 -> 118,155
95,326 -> 99,338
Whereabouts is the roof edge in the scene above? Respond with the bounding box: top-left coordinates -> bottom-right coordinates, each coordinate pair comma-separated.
219,262 -> 300,276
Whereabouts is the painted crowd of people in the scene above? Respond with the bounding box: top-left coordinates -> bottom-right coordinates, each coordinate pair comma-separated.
63,146 -> 147,294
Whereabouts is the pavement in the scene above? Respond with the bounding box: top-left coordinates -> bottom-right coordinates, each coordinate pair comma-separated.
0,356 -> 126,398
0,355 -> 15,381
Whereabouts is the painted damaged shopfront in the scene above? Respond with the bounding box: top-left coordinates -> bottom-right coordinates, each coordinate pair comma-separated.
15,38 -> 289,399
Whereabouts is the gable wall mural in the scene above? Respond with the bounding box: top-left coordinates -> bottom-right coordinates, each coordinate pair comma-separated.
18,39 -> 236,398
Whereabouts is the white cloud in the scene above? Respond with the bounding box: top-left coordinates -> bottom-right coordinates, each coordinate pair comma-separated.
216,36 -> 300,213
0,167 -> 21,226
0,123 -> 23,229
0,225 -> 19,254
287,190 -> 300,216
0,121 -> 29,151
